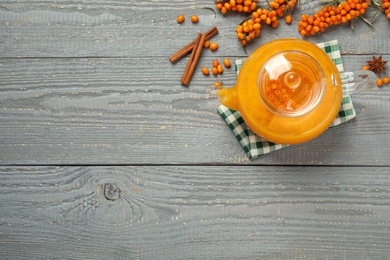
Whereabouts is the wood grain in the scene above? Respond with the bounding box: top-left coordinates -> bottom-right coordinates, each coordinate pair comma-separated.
1,56 -> 389,165
0,1 -> 389,58
1,1 -> 390,258
1,0 -> 389,165
1,166 -> 389,259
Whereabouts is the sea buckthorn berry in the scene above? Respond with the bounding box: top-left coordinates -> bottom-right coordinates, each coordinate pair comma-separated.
271,20 -> 279,28
250,1 -> 257,11
203,41 -> 210,48
214,81 -> 222,87
362,65 -> 369,70
212,67 -> 218,76
383,76 -> 390,84
210,42 -> 219,51
223,58 -> 231,68
285,14 -> 292,24
377,78 -> 383,87
190,15 -> 199,23
202,67 -> 210,75
213,59 -> 219,68
217,64 -> 224,74
177,15 -> 185,24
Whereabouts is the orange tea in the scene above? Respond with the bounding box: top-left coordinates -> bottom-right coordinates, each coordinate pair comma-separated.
258,51 -> 325,117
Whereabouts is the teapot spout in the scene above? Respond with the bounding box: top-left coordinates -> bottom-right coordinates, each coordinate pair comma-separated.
216,85 -> 239,111
334,70 -> 377,94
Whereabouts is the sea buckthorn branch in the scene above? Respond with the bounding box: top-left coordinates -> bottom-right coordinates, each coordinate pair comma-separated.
217,0 -> 387,47
235,0 -> 299,46
267,0 -> 298,16
236,8 -> 277,46
215,0 -> 258,14
298,0 -> 370,36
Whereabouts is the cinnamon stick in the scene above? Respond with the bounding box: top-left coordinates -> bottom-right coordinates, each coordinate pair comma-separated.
181,33 -> 206,86
169,26 -> 218,64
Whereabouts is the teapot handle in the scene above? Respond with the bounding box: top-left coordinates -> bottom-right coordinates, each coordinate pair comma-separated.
334,70 -> 377,94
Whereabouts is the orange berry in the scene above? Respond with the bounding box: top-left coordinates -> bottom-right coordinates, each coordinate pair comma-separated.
217,64 -> 224,74
213,59 -> 219,68
203,41 -> 210,48
236,32 -> 244,39
361,65 -> 369,70
177,15 -> 185,23
190,15 -> 199,23
214,81 -> 222,87
253,22 -> 261,29
201,67 -> 210,75
250,2 -> 257,11
271,19 -> 279,28
223,58 -> 231,68
210,42 -> 219,51
212,67 -> 218,76
377,78 -> 383,87
383,76 -> 390,84
285,14 -> 292,24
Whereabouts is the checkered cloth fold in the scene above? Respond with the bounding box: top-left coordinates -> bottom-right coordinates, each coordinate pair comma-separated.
217,40 -> 356,160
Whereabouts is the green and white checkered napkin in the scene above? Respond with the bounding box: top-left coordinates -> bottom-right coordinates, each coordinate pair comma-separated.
217,40 -> 356,159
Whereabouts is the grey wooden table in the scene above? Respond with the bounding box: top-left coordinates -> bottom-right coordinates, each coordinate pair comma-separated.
1,0 -> 390,259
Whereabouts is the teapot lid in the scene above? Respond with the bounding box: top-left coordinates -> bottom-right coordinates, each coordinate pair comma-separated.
257,51 -> 326,117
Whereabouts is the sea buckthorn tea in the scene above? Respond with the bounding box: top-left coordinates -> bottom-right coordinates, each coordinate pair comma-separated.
258,51 -> 325,117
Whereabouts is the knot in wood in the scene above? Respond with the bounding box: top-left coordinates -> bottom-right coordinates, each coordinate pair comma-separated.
104,183 -> 120,201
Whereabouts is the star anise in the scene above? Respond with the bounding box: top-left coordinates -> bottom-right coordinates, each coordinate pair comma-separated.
367,55 -> 387,76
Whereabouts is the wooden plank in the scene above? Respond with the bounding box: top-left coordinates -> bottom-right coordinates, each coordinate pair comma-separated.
1,56 -> 389,165
1,166 -> 389,259
0,1 -> 389,58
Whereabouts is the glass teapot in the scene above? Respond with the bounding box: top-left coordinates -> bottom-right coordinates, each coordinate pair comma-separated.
216,39 -> 376,145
